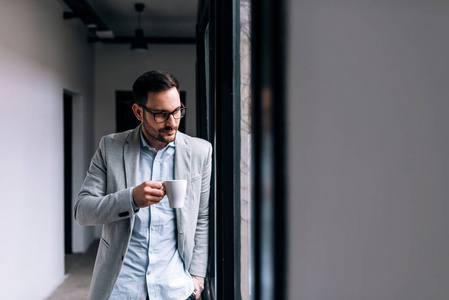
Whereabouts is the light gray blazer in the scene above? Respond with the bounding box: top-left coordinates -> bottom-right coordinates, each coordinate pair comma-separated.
74,125 -> 212,300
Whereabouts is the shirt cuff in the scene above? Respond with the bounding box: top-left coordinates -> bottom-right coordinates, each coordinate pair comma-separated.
130,187 -> 139,213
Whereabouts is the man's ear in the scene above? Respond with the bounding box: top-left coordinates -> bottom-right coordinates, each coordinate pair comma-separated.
132,103 -> 143,121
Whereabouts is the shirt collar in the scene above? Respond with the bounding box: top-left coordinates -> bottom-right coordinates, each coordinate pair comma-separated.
139,128 -> 175,150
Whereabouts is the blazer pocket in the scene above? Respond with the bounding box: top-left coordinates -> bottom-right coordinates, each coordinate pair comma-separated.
187,175 -> 202,208
191,174 -> 201,184
100,236 -> 110,248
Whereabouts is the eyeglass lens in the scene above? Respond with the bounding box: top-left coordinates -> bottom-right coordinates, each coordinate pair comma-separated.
154,108 -> 185,123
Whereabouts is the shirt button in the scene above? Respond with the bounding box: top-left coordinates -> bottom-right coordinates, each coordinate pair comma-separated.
150,249 -> 154,253
147,271 -> 150,275
151,226 -> 156,231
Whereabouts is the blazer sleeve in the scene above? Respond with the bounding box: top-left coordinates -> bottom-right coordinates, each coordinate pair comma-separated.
189,142 -> 213,277
74,137 -> 135,226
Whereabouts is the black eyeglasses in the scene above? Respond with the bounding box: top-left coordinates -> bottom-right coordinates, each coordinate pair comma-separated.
140,105 -> 186,123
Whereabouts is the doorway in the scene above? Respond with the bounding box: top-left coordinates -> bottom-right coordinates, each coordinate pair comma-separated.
63,91 -> 73,254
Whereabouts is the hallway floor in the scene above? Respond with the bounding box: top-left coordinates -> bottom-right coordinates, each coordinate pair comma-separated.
45,240 -> 99,300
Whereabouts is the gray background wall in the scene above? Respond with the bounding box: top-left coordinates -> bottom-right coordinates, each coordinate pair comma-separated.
287,1 -> 449,299
0,0 -> 95,298
0,1 -> 197,299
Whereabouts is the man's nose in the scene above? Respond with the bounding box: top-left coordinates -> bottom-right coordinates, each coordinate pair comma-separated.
166,114 -> 176,126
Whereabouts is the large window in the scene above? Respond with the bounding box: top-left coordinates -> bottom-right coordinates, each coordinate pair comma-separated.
196,0 -> 285,299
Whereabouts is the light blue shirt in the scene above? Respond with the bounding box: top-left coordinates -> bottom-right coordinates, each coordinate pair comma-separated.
109,131 -> 193,300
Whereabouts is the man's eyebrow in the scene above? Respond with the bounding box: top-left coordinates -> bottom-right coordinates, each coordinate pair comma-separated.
152,106 -> 182,113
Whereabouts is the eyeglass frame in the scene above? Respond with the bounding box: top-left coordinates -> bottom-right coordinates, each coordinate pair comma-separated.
140,105 -> 186,123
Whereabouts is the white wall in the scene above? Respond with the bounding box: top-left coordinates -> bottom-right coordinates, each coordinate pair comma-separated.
287,1 -> 449,299
0,0 -> 95,299
94,43 -> 197,145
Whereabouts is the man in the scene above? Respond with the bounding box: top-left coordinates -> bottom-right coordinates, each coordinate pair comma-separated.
74,70 -> 212,300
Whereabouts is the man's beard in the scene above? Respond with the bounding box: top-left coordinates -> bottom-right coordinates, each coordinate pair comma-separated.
143,121 -> 178,145
156,126 -> 178,143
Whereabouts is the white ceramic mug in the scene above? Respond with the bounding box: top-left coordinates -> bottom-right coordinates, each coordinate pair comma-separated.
163,180 -> 187,208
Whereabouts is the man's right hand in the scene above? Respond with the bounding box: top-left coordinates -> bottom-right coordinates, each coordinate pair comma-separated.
132,181 -> 166,208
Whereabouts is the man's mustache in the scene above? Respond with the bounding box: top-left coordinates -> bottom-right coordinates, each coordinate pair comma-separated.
161,126 -> 178,131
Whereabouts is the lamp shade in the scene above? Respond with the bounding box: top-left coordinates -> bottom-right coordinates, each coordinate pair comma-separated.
131,29 -> 148,52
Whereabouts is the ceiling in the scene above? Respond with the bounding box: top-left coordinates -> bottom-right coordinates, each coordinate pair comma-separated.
63,0 -> 199,41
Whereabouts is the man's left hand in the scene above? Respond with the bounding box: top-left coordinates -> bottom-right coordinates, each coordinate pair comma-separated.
192,275 -> 204,299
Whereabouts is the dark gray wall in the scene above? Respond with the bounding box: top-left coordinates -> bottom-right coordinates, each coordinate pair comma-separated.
287,1 -> 449,299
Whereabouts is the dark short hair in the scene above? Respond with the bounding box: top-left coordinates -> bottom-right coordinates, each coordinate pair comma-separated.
132,70 -> 180,105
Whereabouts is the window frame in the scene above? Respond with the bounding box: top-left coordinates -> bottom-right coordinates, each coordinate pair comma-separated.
196,0 -> 286,298
251,0 -> 287,298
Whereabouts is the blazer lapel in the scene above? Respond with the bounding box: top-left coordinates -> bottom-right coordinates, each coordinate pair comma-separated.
174,132 -> 192,182
174,133 -> 192,232
124,125 -> 141,189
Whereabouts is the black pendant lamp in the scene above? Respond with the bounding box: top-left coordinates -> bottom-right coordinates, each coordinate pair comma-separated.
131,3 -> 148,52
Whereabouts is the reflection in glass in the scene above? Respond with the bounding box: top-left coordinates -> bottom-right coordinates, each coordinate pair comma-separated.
240,0 -> 252,299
